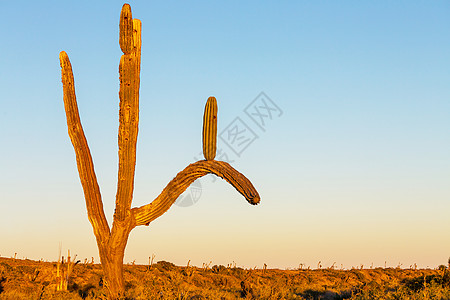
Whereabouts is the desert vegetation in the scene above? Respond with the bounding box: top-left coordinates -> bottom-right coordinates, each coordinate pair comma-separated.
1,256 -> 450,299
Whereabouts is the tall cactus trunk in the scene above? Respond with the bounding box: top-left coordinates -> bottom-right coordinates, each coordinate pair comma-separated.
103,263 -> 124,299
100,245 -> 128,298
95,222 -> 132,299
60,4 -> 260,299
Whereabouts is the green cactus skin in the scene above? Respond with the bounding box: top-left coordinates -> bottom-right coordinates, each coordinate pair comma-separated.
202,96 -> 218,161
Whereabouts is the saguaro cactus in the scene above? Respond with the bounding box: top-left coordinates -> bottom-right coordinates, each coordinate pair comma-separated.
59,3 -> 260,299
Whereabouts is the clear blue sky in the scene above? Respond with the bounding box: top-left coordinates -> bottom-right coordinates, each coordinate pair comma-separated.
0,1 -> 449,269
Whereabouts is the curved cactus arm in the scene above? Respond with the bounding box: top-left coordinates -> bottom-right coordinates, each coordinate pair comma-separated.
115,4 -> 142,223
131,160 -> 260,227
59,51 -> 111,241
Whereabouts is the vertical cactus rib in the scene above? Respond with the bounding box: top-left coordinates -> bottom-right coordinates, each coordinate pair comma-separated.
114,4 -> 141,222
131,160 -> 260,227
202,96 -> 218,160
132,19 -> 142,59
59,51 -> 110,240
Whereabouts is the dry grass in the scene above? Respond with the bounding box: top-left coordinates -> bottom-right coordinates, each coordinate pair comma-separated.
0,257 -> 449,299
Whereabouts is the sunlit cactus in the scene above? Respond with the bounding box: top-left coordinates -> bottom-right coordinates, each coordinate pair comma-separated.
59,3 -> 259,299
202,96 -> 218,160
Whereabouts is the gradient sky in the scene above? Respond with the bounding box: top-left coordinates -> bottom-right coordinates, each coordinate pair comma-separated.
0,1 -> 449,270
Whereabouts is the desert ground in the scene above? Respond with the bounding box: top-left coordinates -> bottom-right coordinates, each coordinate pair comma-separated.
0,256 -> 449,299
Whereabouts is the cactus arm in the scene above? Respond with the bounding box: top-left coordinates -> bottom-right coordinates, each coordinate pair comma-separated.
119,4 -> 134,55
131,160 -> 260,227
114,4 -> 141,223
59,51 -> 111,240
203,97 -> 218,160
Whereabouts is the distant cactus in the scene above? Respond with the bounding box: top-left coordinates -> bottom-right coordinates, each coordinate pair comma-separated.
59,4 -> 259,299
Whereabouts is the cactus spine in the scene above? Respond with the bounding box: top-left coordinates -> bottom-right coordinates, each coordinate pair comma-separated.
203,96 -> 218,160
60,4 -> 259,299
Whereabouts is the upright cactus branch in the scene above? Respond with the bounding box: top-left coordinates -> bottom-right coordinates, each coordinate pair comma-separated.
60,3 -> 260,299
115,3 -> 141,223
203,96 -> 218,160
60,51 -> 110,241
